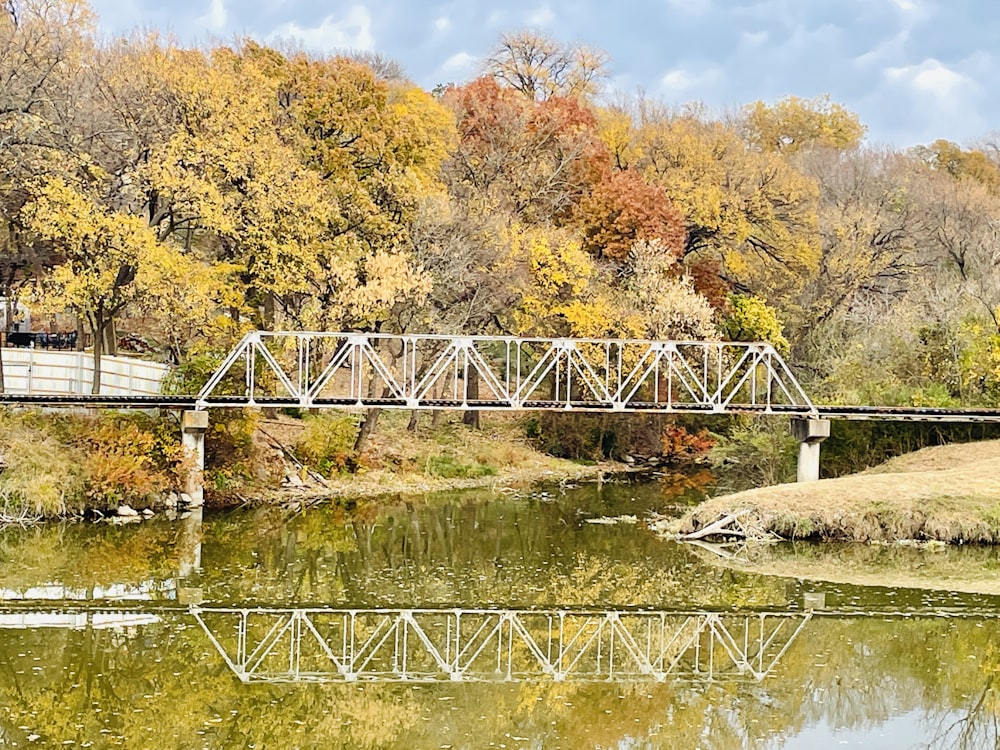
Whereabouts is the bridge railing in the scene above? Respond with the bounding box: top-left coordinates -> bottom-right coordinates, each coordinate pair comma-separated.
0,348 -> 168,396
196,332 -> 817,415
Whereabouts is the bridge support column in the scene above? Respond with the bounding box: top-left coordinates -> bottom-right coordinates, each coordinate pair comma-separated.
791,418 -> 830,483
181,410 -> 209,506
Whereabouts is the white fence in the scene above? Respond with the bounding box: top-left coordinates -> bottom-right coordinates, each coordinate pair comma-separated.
0,348 -> 169,396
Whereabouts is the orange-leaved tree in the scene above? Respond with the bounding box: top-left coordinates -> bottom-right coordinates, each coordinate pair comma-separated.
577,169 -> 685,263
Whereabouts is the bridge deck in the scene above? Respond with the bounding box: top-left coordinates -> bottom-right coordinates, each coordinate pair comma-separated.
1,392 -> 999,422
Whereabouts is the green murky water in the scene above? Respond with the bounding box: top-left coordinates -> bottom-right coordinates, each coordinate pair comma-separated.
1,476 -> 1000,748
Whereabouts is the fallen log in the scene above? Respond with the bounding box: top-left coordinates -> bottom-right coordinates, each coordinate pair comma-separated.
681,512 -> 746,541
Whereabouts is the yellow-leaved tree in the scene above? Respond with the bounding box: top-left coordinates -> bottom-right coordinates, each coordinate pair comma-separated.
134,44 -> 332,330
21,176 -> 225,391
506,222 -> 598,336
597,101 -> 821,314
741,95 -> 866,154
253,47 -> 450,330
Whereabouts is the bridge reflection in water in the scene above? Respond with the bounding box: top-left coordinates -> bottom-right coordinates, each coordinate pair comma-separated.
8,603 -> 1000,686
192,607 -> 811,684
0,604 -> 810,684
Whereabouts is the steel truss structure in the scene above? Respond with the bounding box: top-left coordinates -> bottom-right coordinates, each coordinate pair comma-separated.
196,332 -> 816,414
191,607 -> 812,684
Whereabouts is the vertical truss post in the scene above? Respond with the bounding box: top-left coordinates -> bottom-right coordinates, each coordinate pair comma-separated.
245,338 -> 255,405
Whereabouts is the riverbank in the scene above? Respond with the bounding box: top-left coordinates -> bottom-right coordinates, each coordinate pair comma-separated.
0,408 -> 630,522
255,411 -> 624,507
659,439 -> 1000,544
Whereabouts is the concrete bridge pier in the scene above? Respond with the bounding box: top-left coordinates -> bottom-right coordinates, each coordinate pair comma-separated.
181,410 -> 209,505
791,417 -> 830,482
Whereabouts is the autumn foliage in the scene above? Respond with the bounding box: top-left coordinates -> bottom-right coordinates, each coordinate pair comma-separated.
4,1 -> 1000,480
444,76 -> 606,222
578,170 -> 685,262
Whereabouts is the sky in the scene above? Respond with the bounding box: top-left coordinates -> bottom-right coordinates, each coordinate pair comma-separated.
87,0 -> 1000,148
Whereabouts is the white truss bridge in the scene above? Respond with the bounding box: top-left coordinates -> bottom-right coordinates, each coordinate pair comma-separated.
190,607 -> 812,684
196,332 -> 816,415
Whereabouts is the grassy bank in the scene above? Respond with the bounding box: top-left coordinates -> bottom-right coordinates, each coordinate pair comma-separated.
0,409 -> 185,521
666,440 -> 1000,544
252,410 -> 618,505
0,408 -> 619,520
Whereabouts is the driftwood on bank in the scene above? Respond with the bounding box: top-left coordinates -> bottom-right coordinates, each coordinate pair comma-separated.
257,426 -> 332,489
679,510 -> 782,543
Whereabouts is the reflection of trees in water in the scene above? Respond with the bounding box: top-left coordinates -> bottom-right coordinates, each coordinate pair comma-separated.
6,481 -> 1000,747
199,489 -> 789,608
755,617 -> 1000,750
2,614 -> 1000,747
0,521 -> 181,592
926,642 -> 1000,750
0,619 -> 421,748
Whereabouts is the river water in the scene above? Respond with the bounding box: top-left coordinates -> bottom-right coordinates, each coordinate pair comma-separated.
1,475 -> 1000,749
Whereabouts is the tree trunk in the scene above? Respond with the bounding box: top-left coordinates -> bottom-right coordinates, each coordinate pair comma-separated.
0,296 -> 8,394
263,291 -> 276,329
353,338 -> 408,453
431,382 -> 444,427
91,313 -> 104,395
353,407 -> 382,454
462,368 -> 480,429
102,317 -> 117,356
406,410 -> 420,432
75,315 -> 85,351
260,300 -> 279,419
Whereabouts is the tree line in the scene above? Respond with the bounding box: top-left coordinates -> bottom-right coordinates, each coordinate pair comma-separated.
3,0 -> 1000,410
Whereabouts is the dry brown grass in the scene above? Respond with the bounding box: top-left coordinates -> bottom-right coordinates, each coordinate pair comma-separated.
863,438 -> 1000,474
675,441 -> 1000,544
263,410 -> 617,503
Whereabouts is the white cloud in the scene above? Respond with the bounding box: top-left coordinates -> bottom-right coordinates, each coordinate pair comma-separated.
855,30 -> 908,68
440,51 -> 477,76
659,65 -> 722,94
891,0 -> 921,13
884,58 -> 975,105
888,0 -> 932,26
525,4 -> 555,26
269,6 -> 374,53
434,16 -> 451,32
197,0 -> 227,31
739,30 -> 769,49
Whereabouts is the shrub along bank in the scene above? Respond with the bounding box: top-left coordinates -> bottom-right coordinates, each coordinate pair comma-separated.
0,410 -> 186,522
